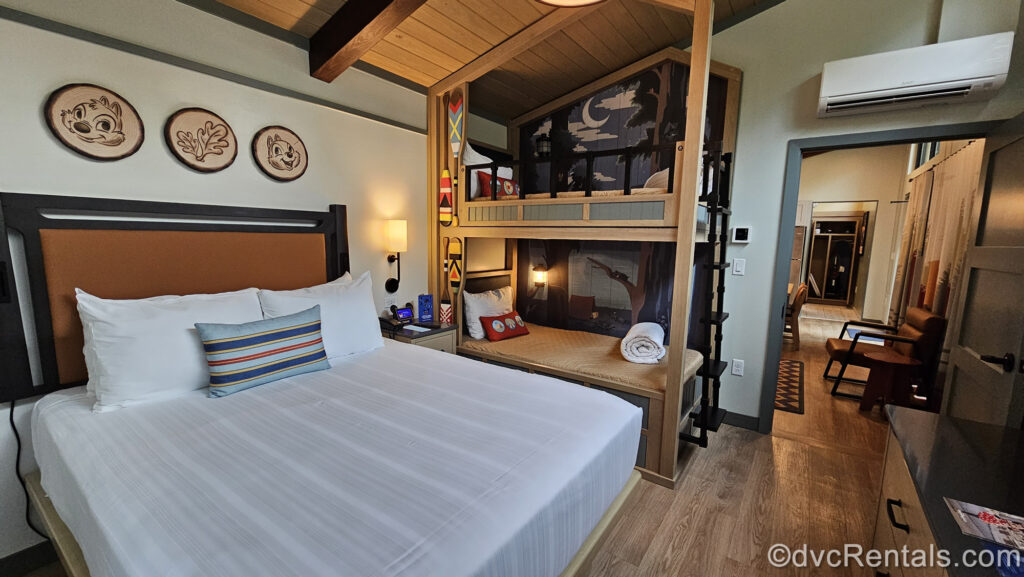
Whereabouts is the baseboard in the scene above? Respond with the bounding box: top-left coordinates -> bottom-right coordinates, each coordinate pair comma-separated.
0,540 -> 57,577
722,411 -> 759,431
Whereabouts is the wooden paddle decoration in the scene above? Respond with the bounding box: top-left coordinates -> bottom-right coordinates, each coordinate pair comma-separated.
448,237 -> 463,300
440,168 -> 453,227
439,237 -> 453,324
439,94 -> 454,227
447,88 -> 464,213
448,89 -> 464,163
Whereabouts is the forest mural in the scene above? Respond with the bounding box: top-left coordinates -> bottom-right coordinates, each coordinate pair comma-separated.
516,240 -> 712,345
518,58 -> 727,196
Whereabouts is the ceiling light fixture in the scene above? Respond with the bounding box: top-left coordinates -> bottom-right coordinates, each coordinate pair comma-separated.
535,0 -> 606,7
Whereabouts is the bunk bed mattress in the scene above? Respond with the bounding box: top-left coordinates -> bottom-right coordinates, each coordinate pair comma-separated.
32,340 -> 641,577
460,324 -> 704,393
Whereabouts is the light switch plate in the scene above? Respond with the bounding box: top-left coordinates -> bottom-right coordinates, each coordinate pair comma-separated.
732,258 -> 746,276
732,359 -> 744,376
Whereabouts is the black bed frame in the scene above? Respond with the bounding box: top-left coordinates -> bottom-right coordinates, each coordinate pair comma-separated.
0,193 -> 350,403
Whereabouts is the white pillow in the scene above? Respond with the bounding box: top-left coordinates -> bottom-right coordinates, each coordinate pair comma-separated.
464,142 -> 513,199
76,288 -> 263,411
644,168 -> 670,189
463,286 -> 514,339
258,271 -> 383,359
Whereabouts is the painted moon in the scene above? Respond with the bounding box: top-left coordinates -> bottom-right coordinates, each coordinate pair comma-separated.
45,83 -> 144,161
252,126 -> 308,182
582,97 -> 609,129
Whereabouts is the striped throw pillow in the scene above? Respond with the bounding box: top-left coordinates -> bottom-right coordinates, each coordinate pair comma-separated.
195,305 -> 330,397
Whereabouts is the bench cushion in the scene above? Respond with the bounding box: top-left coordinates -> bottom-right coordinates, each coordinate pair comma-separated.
461,323 -> 703,394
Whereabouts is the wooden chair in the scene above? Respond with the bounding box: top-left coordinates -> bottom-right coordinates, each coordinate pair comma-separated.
824,307 -> 946,403
783,283 -> 808,349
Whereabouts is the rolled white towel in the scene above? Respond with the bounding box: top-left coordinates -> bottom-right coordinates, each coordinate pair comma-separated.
620,322 -> 666,364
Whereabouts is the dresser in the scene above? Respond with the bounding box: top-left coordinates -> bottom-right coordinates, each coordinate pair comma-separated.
875,407 -> 1024,577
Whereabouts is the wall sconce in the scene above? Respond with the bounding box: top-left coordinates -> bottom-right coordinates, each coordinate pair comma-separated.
385,219 -> 407,294
533,266 -> 548,287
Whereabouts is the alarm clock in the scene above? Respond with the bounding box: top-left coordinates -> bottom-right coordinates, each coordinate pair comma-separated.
389,304 -> 414,324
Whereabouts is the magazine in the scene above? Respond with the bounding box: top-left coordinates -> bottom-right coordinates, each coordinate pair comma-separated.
945,498 -> 1024,550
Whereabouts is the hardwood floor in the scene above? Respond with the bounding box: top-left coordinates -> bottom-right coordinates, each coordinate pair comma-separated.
584,309 -> 888,577
27,307 -> 888,577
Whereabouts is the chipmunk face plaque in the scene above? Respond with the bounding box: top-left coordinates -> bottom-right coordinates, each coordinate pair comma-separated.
165,108 -> 237,173
45,84 -> 144,161
252,126 -> 307,182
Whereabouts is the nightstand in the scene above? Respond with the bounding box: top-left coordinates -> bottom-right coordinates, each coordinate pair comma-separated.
380,322 -> 457,354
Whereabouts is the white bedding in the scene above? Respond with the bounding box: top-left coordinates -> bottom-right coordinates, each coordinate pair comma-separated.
32,340 -> 641,577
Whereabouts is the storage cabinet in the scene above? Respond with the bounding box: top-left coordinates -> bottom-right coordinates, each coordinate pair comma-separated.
873,429 -> 947,577
807,218 -> 861,304
382,324 -> 457,354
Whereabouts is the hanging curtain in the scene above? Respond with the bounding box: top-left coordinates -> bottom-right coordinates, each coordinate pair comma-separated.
919,140 -> 984,316
888,171 -> 933,327
887,140 -> 984,327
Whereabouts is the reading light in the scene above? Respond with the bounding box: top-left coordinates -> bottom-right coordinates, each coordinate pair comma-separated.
385,219 -> 407,294
533,266 -> 548,287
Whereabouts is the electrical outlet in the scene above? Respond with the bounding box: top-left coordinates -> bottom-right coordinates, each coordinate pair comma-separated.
732,258 -> 746,276
731,359 -> 745,376
384,293 -> 396,310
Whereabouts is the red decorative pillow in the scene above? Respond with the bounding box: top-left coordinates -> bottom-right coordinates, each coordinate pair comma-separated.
480,310 -> 529,342
477,171 -> 520,199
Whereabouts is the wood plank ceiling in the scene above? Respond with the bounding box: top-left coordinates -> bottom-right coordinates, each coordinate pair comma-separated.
214,0 -> 758,119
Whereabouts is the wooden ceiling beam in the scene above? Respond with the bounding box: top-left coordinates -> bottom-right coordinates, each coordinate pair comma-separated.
429,5 -> 600,96
310,0 -> 428,83
636,0 -> 695,14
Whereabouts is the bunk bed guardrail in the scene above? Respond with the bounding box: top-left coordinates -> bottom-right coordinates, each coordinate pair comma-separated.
464,142 -> 681,200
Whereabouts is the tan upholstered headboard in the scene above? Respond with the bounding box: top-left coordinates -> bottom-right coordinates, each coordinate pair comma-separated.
0,194 -> 349,401
40,229 -> 327,384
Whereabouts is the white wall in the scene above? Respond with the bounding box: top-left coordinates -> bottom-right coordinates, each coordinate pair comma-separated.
939,0 -> 1022,42
0,5 -> 427,559
709,0 -> 1024,419
467,113 -> 510,152
798,145 -> 911,320
0,0 -> 426,131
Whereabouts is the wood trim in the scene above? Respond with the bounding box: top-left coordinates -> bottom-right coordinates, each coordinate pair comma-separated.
428,6 -> 600,96
310,0 -> 428,82
26,472 -> 90,577
636,0 -> 697,14
722,75 -> 742,154
441,226 -> 678,242
427,93 -> 441,301
511,45 -> 742,129
660,0 -> 713,478
457,347 -> 667,401
558,471 -> 642,577
27,463 -> 643,577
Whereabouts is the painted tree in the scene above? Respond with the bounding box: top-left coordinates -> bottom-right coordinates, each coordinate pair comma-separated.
587,242 -> 653,325
622,61 -> 680,174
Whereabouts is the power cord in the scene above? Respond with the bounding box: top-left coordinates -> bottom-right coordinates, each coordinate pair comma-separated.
8,399 -> 49,540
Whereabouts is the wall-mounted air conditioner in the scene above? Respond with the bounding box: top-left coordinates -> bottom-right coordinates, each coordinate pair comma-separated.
818,32 -> 1014,118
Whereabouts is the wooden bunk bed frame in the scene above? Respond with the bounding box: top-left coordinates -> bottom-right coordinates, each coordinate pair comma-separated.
425,0 -> 734,489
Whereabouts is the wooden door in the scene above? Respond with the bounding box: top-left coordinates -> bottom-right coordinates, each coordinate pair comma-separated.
943,116 -> 1024,428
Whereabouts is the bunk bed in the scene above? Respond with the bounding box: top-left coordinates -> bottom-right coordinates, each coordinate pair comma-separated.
427,42 -> 741,489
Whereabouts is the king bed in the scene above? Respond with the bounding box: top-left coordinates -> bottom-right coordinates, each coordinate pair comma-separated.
0,193 -> 641,577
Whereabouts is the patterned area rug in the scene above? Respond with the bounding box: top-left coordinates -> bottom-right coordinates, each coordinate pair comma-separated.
775,359 -> 805,414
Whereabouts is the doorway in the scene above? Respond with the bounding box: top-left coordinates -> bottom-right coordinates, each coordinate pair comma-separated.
758,121 -> 1002,435
774,144 -> 909,449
